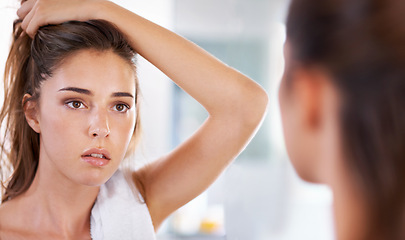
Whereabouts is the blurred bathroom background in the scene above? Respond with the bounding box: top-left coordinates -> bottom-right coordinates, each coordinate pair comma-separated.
0,0 -> 334,239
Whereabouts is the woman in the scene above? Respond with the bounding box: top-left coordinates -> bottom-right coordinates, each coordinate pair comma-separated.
0,0 -> 268,239
280,0 -> 405,239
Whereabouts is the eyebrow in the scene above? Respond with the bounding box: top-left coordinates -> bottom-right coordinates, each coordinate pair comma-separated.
59,87 -> 92,95
111,92 -> 134,98
58,87 -> 134,98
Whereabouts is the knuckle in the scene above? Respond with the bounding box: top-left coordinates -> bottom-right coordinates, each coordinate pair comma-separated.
16,8 -> 22,18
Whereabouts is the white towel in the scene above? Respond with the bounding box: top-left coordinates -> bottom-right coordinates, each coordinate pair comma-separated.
90,170 -> 156,240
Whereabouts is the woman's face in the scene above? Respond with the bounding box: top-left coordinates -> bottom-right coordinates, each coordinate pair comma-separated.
34,49 -> 136,186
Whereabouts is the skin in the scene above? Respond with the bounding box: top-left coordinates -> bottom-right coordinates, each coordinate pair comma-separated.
279,43 -> 369,240
0,50 -> 136,239
0,0 -> 268,239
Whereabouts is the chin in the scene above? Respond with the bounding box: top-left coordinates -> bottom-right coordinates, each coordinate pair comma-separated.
290,159 -> 324,184
295,169 -> 323,184
76,168 -> 116,187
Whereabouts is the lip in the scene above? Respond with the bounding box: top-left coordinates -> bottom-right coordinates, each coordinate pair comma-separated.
82,148 -> 111,160
81,148 -> 111,167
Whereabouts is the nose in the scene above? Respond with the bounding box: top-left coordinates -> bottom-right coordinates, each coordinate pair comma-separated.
88,109 -> 110,138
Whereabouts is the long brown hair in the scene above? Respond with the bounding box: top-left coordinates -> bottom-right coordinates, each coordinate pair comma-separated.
0,19 -> 141,203
287,0 -> 405,239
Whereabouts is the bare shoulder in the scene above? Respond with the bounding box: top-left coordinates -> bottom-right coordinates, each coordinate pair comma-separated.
0,201 -> 18,236
0,200 -> 15,226
0,200 -> 34,240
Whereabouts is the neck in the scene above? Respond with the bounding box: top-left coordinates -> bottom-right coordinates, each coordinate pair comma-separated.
330,166 -> 369,240
20,158 -> 99,237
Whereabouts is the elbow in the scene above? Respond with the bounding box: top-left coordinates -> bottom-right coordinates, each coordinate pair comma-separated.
244,85 -> 268,129
227,80 -> 268,131
210,74 -> 269,130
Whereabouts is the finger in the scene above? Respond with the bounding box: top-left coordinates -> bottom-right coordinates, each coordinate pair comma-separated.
26,13 -> 46,37
20,4 -> 35,31
17,0 -> 36,20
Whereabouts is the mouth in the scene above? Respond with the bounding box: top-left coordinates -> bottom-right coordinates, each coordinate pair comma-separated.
81,148 -> 112,167
81,148 -> 111,160
82,153 -> 110,160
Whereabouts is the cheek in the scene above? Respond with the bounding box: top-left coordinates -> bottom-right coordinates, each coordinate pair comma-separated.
110,112 -> 136,154
279,79 -> 296,159
279,89 -> 298,163
279,84 -> 315,181
38,106 -> 86,157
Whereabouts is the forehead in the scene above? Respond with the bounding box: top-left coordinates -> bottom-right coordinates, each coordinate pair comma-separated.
42,49 -> 136,95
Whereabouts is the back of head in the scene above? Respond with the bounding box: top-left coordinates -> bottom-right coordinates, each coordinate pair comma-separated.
286,0 -> 405,238
0,19 -> 140,202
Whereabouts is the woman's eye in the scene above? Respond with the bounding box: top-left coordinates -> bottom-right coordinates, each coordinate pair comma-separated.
113,103 -> 129,113
66,101 -> 85,109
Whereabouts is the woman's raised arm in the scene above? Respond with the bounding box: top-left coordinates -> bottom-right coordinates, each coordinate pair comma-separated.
18,0 -> 268,229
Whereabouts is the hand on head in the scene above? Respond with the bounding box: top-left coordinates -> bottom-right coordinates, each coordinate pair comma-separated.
17,0 -> 98,37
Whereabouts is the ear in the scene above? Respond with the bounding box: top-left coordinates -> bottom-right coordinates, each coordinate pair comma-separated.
23,94 -> 41,133
292,66 -> 340,132
291,67 -> 324,131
